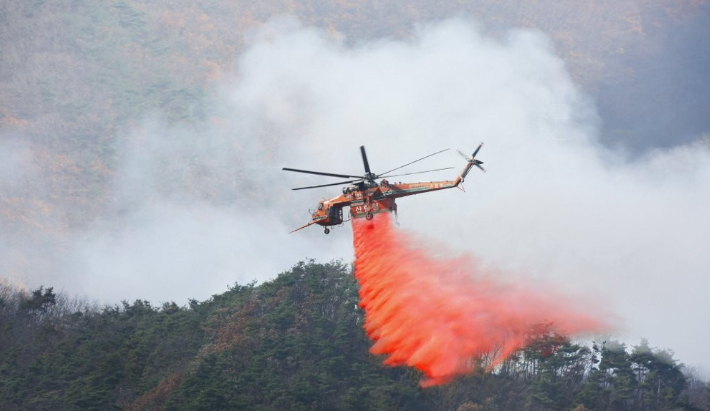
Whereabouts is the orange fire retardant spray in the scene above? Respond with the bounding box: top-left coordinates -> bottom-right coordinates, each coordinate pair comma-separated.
352,212 -> 608,387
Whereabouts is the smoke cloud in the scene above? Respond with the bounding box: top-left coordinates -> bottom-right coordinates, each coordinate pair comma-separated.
229,18 -> 710,371
2,17 -> 709,371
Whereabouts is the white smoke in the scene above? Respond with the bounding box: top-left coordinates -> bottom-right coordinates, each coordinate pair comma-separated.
225,17 -> 710,370
3,16 -> 709,371
58,116 -> 353,303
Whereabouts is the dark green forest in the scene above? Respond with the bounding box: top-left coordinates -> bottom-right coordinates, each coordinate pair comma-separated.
0,261 -> 707,411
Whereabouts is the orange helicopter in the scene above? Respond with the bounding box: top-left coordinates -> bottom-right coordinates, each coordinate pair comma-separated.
283,143 -> 485,234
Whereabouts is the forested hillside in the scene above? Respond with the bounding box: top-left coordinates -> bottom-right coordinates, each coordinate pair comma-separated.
0,262 -> 707,411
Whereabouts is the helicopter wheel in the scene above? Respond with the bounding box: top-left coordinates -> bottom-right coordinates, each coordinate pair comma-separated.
365,212 -> 373,221
324,228 -> 330,234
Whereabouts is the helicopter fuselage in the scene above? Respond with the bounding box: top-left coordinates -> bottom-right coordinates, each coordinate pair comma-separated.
303,177 -> 464,233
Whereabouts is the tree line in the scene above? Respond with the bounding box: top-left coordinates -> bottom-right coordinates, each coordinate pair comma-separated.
0,262 -> 707,411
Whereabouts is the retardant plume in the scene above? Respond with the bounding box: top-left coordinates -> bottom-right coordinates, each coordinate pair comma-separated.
352,212 -> 608,387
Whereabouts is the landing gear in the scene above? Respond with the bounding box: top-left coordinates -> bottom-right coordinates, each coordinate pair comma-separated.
324,228 -> 330,234
365,212 -> 373,220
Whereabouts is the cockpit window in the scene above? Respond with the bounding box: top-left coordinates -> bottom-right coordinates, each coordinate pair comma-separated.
317,203 -> 324,210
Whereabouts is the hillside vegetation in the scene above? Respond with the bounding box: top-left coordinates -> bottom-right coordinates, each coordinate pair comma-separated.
1,261 -> 707,411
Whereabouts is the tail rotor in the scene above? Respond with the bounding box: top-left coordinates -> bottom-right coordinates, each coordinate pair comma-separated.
457,142 -> 486,173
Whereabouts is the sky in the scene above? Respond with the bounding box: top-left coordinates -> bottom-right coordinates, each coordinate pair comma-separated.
2,16 -> 709,372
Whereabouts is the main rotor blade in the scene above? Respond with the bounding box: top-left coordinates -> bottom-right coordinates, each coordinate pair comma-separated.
378,148 -> 450,176
379,167 -> 454,178
292,179 -> 362,191
360,146 -> 372,175
282,167 -> 362,179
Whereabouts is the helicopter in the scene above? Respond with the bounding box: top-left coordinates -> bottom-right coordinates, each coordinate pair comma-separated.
283,143 -> 485,234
